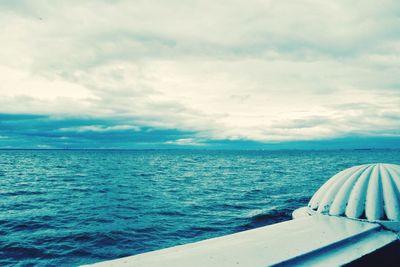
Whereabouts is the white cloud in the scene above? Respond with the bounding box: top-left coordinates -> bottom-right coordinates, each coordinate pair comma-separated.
0,0 -> 399,142
59,125 -> 140,133
0,65 -> 95,100
165,138 -> 205,146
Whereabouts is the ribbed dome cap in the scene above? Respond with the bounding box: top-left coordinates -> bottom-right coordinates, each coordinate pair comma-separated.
308,163 -> 400,222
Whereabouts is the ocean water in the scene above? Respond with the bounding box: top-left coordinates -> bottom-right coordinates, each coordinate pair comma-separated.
0,149 -> 399,266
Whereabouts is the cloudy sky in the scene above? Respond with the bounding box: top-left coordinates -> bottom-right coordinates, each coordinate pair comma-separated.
0,0 -> 399,149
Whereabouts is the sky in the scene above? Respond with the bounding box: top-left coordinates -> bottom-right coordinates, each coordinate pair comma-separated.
0,0 -> 399,149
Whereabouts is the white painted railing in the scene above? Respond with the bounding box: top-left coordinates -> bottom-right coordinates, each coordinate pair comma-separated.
83,215 -> 397,266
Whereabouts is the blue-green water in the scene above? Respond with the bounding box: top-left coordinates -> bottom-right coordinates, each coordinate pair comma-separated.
0,149 -> 399,266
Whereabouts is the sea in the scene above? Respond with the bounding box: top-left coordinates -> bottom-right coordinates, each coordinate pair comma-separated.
0,149 -> 399,266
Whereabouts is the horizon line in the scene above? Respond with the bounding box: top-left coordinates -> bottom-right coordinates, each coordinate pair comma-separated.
0,148 -> 397,151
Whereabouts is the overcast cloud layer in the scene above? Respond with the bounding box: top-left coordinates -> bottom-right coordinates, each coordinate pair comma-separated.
0,0 -> 399,146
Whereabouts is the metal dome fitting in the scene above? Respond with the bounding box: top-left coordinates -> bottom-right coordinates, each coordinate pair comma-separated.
307,163 -> 400,231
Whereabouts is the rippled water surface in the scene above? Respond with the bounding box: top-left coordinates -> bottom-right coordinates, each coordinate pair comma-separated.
0,149 -> 399,266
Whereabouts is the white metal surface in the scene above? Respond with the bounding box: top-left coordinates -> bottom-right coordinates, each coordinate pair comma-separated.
308,163 -> 400,225
83,215 -> 398,267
